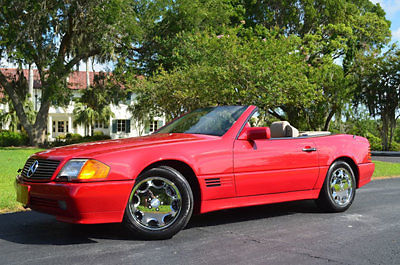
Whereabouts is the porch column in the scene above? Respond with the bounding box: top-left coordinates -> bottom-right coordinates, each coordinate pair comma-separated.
68,116 -> 73,133
48,115 -> 53,139
28,65 -> 34,106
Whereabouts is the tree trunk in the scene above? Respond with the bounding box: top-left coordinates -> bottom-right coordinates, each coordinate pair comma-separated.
380,115 -> 389,151
25,101 -> 50,146
27,124 -> 48,146
323,109 -> 336,131
86,60 -> 90,88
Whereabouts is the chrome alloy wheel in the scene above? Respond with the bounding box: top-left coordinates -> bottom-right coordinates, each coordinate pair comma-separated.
128,177 -> 182,231
330,168 -> 354,206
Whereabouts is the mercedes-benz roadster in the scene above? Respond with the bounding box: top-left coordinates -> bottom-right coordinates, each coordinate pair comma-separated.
15,105 -> 374,239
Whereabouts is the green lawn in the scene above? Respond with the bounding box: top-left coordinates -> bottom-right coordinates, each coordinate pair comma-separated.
0,149 -> 400,213
0,148 -> 43,213
372,160 -> 400,178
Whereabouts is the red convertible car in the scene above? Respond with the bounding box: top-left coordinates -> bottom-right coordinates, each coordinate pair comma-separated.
15,105 -> 374,239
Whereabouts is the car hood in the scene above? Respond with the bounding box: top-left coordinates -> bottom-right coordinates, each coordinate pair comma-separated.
34,133 -> 218,160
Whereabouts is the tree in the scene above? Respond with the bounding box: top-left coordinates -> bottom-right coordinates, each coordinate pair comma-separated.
118,0 -> 391,131
0,0 -> 136,145
0,68 -> 36,132
120,0 -> 239,76
354,45 -> 400,150
235,0 -> 390,131
128,27 -> 321,120
73,73 -> 119,136
270,59 -> 355,131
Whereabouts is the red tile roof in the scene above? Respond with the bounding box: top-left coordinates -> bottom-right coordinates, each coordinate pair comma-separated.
0,68 -> 102,90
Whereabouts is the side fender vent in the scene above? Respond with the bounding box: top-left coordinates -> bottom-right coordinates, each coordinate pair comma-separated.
205,178 -> 221,187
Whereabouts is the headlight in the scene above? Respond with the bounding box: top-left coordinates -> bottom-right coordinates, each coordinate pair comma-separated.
57,159 -> 110,181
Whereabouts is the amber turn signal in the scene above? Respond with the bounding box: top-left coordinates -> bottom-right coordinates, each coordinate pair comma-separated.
78,160 -> 110,180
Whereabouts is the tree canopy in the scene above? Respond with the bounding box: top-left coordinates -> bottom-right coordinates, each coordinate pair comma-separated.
129,27 -> 321,119
123,0 -> 391,132
354,45 -> 400,150
0,0 -> 136,144
0,0 -> 397,149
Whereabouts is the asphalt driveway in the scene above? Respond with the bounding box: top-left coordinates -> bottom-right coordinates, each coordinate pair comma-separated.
372,155 -> 400,163
0,178 -> 399,265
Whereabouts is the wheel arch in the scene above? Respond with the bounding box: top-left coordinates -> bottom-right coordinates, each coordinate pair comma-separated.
139,160 -> 201,214
332,156 -> 360,188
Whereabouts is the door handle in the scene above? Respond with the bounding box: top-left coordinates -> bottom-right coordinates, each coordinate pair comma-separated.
302,147 -> 317,152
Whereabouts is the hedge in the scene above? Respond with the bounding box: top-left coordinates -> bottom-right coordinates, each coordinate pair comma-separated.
51,132 -> 111,147
0,131 -> 29,147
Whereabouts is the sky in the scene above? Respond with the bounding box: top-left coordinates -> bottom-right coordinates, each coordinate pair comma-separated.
371,0 -> 400,42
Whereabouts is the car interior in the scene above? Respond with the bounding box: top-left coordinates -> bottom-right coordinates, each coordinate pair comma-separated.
269,121 -> 331,138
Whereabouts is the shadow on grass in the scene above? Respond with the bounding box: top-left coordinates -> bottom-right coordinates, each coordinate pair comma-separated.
0,199 -> 320,246
0,147 -> 44,150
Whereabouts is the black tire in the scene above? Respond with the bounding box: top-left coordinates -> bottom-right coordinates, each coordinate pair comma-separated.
123,166 -> 193,240
316,160 -> 356,213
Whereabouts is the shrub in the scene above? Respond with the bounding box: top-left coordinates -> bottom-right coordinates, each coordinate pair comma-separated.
93,131 -> 104,137
0,131 -> 29,146
389,141 -> 400,151
50,133 -> 110,147
66,133 -> 83,141
366,132 -> 382,151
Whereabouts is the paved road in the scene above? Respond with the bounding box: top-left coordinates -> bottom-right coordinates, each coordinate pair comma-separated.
1,178 -> 399,265
372,155 -> 400,163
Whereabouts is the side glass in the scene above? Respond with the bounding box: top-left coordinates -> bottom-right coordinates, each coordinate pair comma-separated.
247,110 -> 270,128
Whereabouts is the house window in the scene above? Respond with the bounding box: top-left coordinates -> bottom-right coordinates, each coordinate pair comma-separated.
117,119 -> 126,132
149,120 -> 159,133
58,121 -> 65,133
113,119 -> 130,133
95,121 -> 104,129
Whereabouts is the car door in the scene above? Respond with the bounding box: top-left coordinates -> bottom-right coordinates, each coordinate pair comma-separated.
233,137 -> 319,197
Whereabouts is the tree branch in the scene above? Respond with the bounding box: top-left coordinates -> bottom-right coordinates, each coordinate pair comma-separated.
65,49 -> 102,71
268,109 -> 285,120
58,14 -> 74,59
323,108 -> 336,131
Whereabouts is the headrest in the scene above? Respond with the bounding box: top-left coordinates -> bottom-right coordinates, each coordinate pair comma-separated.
270,121 -> 298,138
285,124 -> 299,137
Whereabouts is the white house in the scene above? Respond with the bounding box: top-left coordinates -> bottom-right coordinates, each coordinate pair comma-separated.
0,68 -> 165,141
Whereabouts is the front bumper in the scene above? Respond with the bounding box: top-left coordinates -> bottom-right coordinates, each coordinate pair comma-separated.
15,176 -> 134,224
358,162 -> 375,188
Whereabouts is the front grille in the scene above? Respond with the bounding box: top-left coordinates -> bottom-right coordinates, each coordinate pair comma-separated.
21,158 -> 60,180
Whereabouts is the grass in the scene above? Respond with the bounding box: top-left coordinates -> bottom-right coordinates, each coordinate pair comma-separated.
0,147 -> 43,213
0,149 -> 399,213
372,160 -> 400,178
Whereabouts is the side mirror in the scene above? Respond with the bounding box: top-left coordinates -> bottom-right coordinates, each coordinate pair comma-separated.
239,127 -> 271,141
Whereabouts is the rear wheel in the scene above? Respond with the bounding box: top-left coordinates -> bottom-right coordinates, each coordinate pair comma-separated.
123,166 -> 193,239
316,160 -> 356,212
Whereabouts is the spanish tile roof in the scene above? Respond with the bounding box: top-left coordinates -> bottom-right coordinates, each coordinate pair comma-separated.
0,68 -> 101,90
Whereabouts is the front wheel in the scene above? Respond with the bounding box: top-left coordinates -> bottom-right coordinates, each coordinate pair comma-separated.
316,160 -> 356,212
123,166 -> 193,240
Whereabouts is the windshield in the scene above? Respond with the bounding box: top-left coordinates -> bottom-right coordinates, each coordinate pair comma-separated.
156,106 -> 248,136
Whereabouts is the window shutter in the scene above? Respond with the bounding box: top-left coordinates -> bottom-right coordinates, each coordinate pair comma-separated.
157,120 -> 163,130
126,119 -> 131,133
145,122 -> 150,134
126,92 -> 133,101
112,119 -> 117,133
